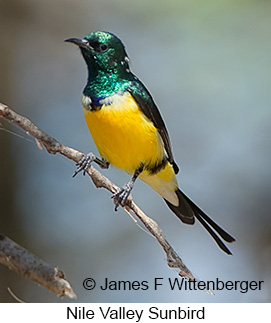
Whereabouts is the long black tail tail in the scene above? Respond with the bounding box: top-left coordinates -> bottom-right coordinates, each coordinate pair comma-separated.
164,189 -> 235,255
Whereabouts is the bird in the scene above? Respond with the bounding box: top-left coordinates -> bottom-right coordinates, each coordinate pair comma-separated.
65,31 -> 235,254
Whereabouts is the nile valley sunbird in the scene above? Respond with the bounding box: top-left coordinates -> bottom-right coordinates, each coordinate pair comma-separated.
65,31 -> 235,255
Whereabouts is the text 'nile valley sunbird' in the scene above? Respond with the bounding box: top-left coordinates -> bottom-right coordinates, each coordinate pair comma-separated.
65,31 -> 235,254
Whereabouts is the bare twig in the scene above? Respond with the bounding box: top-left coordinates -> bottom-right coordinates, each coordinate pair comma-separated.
0,102 -> 197,288
0,234 -> 76,299
7,287 -> 25,303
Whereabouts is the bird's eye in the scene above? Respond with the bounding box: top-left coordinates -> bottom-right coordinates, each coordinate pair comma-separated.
99,44 -> 108,52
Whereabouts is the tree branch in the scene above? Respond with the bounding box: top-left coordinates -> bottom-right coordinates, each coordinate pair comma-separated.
0,234 -> 76,299
0,102 -> 197,293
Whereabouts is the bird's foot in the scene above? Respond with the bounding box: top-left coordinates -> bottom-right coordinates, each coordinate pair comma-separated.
112,183 -> 133,211
73,153 -> 96,177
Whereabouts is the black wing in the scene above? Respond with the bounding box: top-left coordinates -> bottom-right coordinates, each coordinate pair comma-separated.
128,79 -> 179,174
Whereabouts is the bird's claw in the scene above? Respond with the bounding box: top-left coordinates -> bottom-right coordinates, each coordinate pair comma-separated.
73,153 -> 96,177
112,184 -> 132,211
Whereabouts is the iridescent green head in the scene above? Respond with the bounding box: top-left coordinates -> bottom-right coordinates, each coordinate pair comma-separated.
65,31 -> 130,78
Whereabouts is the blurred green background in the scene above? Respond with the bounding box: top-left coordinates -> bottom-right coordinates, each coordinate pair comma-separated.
0,0 -> 270,302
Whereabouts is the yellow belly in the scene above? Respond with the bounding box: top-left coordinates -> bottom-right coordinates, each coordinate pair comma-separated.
83,92 -> 164,173
139,163 -> 179,205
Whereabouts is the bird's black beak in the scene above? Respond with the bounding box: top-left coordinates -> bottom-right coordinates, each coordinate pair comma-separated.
65,38 -> 92,50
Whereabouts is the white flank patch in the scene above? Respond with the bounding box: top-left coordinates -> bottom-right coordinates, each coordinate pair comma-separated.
81,94 -> 92,110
